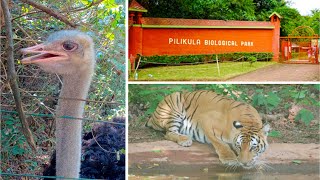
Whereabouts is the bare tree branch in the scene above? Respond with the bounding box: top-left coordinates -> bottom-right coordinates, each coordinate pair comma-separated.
69,0 -> 104,13
1,0 -> 37,152
20,0 -> 77,28
12,0 -> 104,22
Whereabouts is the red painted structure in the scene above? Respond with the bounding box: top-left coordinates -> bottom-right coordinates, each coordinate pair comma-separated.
129,0 -> 281,67
280,36 -> 319,64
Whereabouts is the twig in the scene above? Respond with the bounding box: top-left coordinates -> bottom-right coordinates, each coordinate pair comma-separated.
1,0 -> 37,152
91,127 -> 119,154
12,0 -> 103,21
68,0 -> 104,13
13,21 -> 37,44
11,10 -> 41,21
20,0 -> 77,28
0,35 -> 41,42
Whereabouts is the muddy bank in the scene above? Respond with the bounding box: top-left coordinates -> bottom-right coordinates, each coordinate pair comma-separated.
129,141 -> 320,179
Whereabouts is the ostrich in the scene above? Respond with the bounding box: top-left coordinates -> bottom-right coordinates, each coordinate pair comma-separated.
21,30 -> 125,179
43,117 -> 125,179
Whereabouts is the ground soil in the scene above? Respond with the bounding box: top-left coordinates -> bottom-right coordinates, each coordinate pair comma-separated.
228,63 -> 319,81
129,141 -> 320,179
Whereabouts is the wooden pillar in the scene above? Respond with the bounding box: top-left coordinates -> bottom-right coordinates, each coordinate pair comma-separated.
270,14 -> 281,61
129,11 -> 143,70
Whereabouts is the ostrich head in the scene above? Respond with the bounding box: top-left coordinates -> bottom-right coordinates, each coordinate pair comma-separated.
21,30 -> 95,75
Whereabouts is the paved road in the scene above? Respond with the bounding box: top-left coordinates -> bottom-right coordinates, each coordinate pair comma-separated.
228,64 -> 319,82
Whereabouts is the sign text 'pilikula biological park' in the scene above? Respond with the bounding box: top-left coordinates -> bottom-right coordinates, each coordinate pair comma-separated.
168,38 -> 254,47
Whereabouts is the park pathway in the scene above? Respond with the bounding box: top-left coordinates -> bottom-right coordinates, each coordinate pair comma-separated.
228,63 -> 319,81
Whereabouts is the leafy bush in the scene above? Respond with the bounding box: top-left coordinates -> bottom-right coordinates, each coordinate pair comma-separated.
137,52 -> 273,68
252,90 -> 281,112
129,84 -> 319,127
295,109 -> 314,125
247,56 -> 257,66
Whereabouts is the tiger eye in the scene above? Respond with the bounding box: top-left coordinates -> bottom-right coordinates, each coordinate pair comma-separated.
233,121 -> 243,129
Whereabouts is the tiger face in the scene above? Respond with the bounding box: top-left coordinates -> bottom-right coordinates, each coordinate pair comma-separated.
232,122 -> 270,169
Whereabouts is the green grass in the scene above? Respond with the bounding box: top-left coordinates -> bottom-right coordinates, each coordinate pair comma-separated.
129,61 -> 276,81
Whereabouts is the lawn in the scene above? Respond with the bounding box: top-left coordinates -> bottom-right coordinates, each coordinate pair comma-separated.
129,61 -> 276,81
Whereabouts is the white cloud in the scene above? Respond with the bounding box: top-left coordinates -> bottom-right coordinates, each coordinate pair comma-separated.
288,0 -> 320,16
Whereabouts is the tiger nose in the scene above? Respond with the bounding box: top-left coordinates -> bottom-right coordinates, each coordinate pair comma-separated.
242,162 -> 253,168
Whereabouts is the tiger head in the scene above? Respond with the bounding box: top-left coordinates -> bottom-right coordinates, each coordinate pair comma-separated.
231,121 -> 270,169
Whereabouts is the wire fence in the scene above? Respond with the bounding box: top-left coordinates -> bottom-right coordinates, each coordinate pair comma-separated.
137,54 -> 272,66
1,94 -> 126,179
0,173 -> 96,180
1,109 -> 125,125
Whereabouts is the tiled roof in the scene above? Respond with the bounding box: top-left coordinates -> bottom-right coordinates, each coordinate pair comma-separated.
269,12 -> 282,18
140,17 -> 274,28
129,0 -> 147,12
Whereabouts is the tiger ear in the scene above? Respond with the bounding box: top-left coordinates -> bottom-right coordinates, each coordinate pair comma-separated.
233,121 -> 243,129
262,124 -> 270,136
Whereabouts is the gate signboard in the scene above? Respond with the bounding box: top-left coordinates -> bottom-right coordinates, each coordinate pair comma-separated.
129,0 -> 281,67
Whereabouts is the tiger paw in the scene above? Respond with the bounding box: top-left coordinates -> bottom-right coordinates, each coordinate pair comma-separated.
164,132 -> 192,147
177,139 -> 193,147
217,151 -> 237,165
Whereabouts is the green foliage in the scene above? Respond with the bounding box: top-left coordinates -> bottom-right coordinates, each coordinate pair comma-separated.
129,84 -> 254,120
135,0 -> 318,38
266,92 -> 281,110
279,85 -> 320,107
1,115 -> 30,156
130,61 -> 274,81
129,85 -> 319,129
314,84 -> 320,91
306,10 -> 320,35
274,6 -> 304,36
129,84 -> 195,116
268,130 -> 282,137
138,0 -> 256,20
252,90 -> 280,112
254,0 -> 286,20
24,160 -> 38,171
292,160 -> 302,164
295,109 -> 314,126
152,149 -> 162,153
247,56 -> 257,66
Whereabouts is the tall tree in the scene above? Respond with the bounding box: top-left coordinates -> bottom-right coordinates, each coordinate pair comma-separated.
136,0 -> 256,20
274,6 -> 303,36
253,0 -> 286,20
303,9 -> 320,35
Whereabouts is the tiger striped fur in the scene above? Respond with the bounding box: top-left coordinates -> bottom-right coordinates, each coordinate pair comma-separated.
146,90 -> 270,169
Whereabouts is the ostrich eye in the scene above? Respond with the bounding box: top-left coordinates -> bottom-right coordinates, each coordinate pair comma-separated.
62,41 -> 78,51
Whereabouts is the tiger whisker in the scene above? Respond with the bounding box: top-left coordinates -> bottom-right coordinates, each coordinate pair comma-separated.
232,164 -> 238,172
259,162 -> 273,171
254,164 -> 261,173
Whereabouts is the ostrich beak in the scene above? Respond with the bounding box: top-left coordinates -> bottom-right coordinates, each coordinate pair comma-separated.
20,44 -> 68,64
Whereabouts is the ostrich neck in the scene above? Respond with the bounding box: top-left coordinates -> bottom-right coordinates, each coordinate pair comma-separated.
55,70 -> 93,178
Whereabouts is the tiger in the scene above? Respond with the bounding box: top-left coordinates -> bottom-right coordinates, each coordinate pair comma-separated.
146,90 -> 270,169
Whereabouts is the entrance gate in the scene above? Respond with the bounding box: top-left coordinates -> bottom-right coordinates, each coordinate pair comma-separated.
280,26 -> 319,64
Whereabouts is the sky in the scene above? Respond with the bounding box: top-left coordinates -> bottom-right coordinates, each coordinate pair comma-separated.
288,0 -> 320,16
